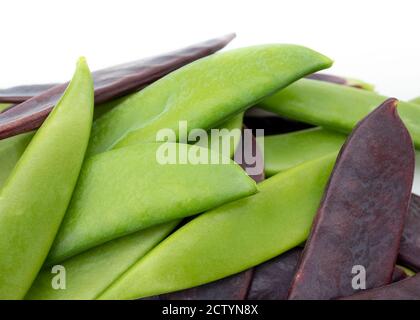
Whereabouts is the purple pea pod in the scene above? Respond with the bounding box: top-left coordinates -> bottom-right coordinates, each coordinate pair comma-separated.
288,98 -> 415,300
340,274 -> 420,300
0,34 -> 235,139
399,194 -> 420,271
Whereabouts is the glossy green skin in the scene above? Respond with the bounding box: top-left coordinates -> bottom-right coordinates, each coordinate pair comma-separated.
26,221 -> 178,300
98,154 -> 336,300
0,58 -> 94,299
46,142 -> 257,265
258,79 -> 420,148
258,127 -> 346,176
87,45 -> 332,155
0,131 -> 34,188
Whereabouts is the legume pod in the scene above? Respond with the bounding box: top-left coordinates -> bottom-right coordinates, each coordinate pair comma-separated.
257,127 -> 346,176
0,103 -> 11,112
26,222 -> 178,300
0,34 -> 234,139
98,153 -> 336,300
87,45 -> 332,155
288,99 -> 415,300
257,78 -> 420,148
0,131 -> 34,188
0,58 -> 94,299
46,142 -> 257,265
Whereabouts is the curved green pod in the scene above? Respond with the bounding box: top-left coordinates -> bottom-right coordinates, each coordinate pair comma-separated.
26,221 -> 178,300
0,58 -> 94,299
257,79 -> 420,148
0,131 -> 34,188
258,127 -> 346,176
98,153 -> 336,300
46,142 -> 257,265
87,45 -> 332,155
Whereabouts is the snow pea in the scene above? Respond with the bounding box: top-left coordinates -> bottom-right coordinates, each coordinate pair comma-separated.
87,45 -> 332,155
0,58 -> 94,299
257,127 -> 346,176
98,153 -> 336,300
46,142 -> 257,265
0,131 -> 34,188
26,221 -> 178,300
257,79 -> 420,148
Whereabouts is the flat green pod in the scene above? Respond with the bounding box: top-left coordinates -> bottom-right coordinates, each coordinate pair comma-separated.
258,127 -> 346,176
0,131 -> 34,188
0,58 -> 94,299
26,221 -> 178,300
257,78 -> 420,148
46,142 -> 257,265
98,153 -> 336,300
0,103 -> 10,112
87,45 -> 332,155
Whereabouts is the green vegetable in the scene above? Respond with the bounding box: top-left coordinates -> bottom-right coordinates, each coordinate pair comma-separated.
26,222 -> 178,300
410,97 -> 420,105
0,103 -> 10,112
98,153 -> 336,300
196,113 -> 244,158
0,58 -> 94,299
87,45 -> 332,155
258,127 -> 346,176
257,79 -> 420,148
46,142 -> 257,265
0,131 -> 34,188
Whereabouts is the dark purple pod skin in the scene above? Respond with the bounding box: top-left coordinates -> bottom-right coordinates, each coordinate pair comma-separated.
306,73 -> 347,85
399,194 -> 420,271
288,98 -> 415,300
0,34 -> 235,140
247,248 -> 302,300
391,267 -> 408,283
0,83 -> 57,104
340,274 -> 420,300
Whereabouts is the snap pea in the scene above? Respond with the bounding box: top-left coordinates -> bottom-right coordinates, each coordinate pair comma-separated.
257,78 -> 420,148
0,58 -> 94,299
98,153 -> 336,300
0,131 -> 34,188
26,221 -> 178,300
46,142 -> 257,265
257,127 -> 346,176
87,45 -> 332,155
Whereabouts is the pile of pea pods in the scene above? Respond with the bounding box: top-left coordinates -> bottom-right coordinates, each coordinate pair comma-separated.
0,33 -> 420,301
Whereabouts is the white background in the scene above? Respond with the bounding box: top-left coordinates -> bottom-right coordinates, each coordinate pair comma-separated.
2,0 -> 420,191
1,0 -> 419,100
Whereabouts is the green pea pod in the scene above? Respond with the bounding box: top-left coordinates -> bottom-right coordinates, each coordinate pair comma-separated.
257,78 -> 420,148
87,45 -> 332,155
98,153 -> 336,300
0,58 -> 94,299
410,97 -> 420,105
257,127 -> 346,176
46,142 -> 257,265
26,221 -> 178,300
0,131 -> 34,188
196,113 -> 244,159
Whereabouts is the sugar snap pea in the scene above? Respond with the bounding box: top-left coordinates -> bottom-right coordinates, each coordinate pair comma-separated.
98,153 -> 336,299
87,45 -> 332,155
0,58 -> 94,299
0,131 -> 34,188
46,142 -> 257,265
288,99 -> 414,300
257,127 -> 346,176
26,222 -> 178,300
0,34 -> 234,140
257,78 -> 420,148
